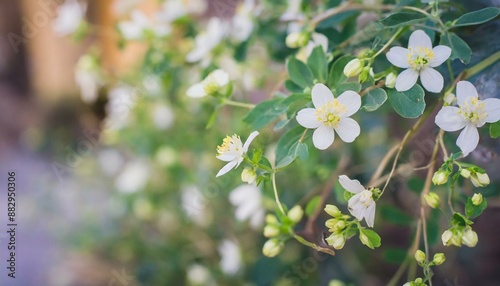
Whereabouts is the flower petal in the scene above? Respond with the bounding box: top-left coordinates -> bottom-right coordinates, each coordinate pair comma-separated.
335,117 -> 360,143
312,125 -> 335,150
186,83 -> 206,98
243,131 -> 259,152
347,194 -> 364,220
483,98 -> 500,123
312,83 -> 334,109
216,160 -> 238,177
408,29 -> 432,49
429,45 -> 452,67
296,108 -> 321,129
217,154 -> 238,162
395,69 -> 419,92
456,81 -> 478,105
420,67 -> 444,93
456,124 -> 479,157
386,47 -> 410,68
364,202 -> 376,228
339,175 -> 365,194
435,106 -> 467,131
337,91 -> 361,117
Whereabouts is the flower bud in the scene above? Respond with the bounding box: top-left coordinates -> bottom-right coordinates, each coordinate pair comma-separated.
285,32 -> 309,48
343,59 -> 363,77
262,239 -> 284,257
241,168 -> 257,184
333,220 -> 346,232
414,250 -> 426,264
460,168 -> 471,178
288,205 -> 304,223
433,253 -> 445,265
424,192 -> 440,209
444,93 -> 456,106
441,230 -> 453,246
265,214 -> 278,224
462,227 -> 478,247
325,218 -> 339,230
385,72 -> 397,88
263,225 -> 280,238
472,193 -> 483,206
358,66 -> 371,83
325,233 -> 346,250
471,172 -> 490,188
432,170 -> 450,185
324,204 -> 341,217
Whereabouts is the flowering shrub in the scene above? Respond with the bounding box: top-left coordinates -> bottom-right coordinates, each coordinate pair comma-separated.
56,0 -> 500,284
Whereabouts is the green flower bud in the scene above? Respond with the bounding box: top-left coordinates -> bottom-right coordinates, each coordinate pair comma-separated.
343,59 -> 363,77
285,32 -> 309,48
333,220 -> 346,232
432,170 -> 450,185
462,227 -> 478,247
325,233 -> 346,250
414,250 -> 426,264
265,214 -> 278,224
460,168 -> 471,178
358,66 -> 371,83
385,72 -> 397,88
324,204 -> 341,217
263,225 -> 280,238
441,230 -> 453,246
325,218 -> 339,230
241,168 -> 257,184
424,192 -> 440,209
433,253 -> 445,265
472,193 -> 483,206
471,172 -> 490,188
288,205 -> 304,223
443,93 -> 456,106
262,239 -> 284,257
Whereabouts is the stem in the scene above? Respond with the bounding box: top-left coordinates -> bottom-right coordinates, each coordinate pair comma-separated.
447,59 -> 455,83
271,172 -> 286,215
291,233 -> 336,256
310,2 -> 395,28
463,50 -> 500,79
371,27 -> 406,59
223,99 -> 255,109
402,6 -> 446,30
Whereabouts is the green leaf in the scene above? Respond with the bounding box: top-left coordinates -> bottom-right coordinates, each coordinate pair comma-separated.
379,12 -> 426,27
362,87 -> 387,111
307,46 -> 328,83
384,248 -> 408,264
359,229 -> 381,249
489,121 -> 500,138
379,205 -> 414,226
454,7 -> 500,27
388,84 -> 426,118
335,82 -> 362,95
276,141 -> 309,169
328,55 -> 354,87
287,57 -> 314,88
465,197 -> 487,219
243,97 -> 288,129
285,79 -> 304,93
205,107 -> 220,129
305,196 -> 322,217
275,126 -> 304,165
440,32 -> 471,64
452,212 -> 472,227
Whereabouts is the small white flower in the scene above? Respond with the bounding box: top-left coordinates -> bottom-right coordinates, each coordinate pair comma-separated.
386,30 -> 451,92
118,10 -> 171,40
75,54 -> 102,103
435,81 -> 500,156
186,69 -> 230,98
105,85 -> 138,130
297,33 -> 328,61
115,160 -> 150,194
186,18 -> 227,65
216,131 -> 259,177
218,239 -> 242,275
296,83 -> 361,150
181,185 -> 210,226
53,0 -> 86,36
229,184 -> 265,228
157,0 -> 206,22
230,0 -> 260,42
151,104 -> 174,130
338,175 -> 376,227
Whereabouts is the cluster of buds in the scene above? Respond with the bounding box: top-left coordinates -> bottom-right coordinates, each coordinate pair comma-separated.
460,168 -> 490,187
285,31 -> 310,49
423,192 -> 440,209
442,226 -> 478,247
324,205 -> 352,250
432,169 -> 451,185
241,168 -> 257,184
414,250 -> 446,266
403,277 -> 427,286
262,205 -> 304,257
343,58 -> 375,83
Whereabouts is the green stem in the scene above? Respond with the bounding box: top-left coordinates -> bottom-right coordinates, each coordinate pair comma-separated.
463,50 -> 500,80
403,6 -> 446,30
271,172 -> 286,215
371,27 -> 406,60
291,233 -> 336,256
223,99 -> 255,109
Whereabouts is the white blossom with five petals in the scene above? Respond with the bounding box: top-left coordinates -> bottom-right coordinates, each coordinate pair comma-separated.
296,83 -> 361,150
435,81 -> 500,157
339,175 -> 376,227
386,30 -> 451,93
216,131 -> 259,177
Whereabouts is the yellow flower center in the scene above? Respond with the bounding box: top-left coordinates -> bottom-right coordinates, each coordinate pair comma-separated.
458,97 -> 487,125
217,135 -> 241,155
359,190 -> 373,207
315,99 -> 347,127
407,47 -> 434,71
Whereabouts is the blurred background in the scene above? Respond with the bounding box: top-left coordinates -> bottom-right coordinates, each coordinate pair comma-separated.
1,0 -> 500,285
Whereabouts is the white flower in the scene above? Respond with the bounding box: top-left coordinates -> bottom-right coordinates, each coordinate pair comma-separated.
386,30 -> 451,92
53,0 -> 86,36
281,0 -> 304,22
229,184 -> 265,229
230,0 -> 260,42
338,175 -> 376,227
151,104 -> 174,130
115,160 -> 150,194
75,54 -> 102,103
216,131 -> 259,177
186,18 -> 227,65
105,85 -> 138,130
435,81 -> 500,156
297,33 -> 328,61
181,185 -> 210,226
186,264 -> 214,285
186,69 -> 230,98
118,10 -> 171,40
218,239 -> 242,275
157,0 -> 206,22
296,83 -> 361,150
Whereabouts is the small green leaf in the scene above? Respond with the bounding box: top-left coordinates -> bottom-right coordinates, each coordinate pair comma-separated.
276,155 -> 295,169
285,79 -> 304,93
307,46 -> 328,82
452,212 -> 472,227
305,196 -> 322,217
243,97 -> 288,129
465,197 -> 487,219
489,121 -> 500,138
362,87 -> 387,111
388,84 -> 426,118
275,126 -> 304,164
359,228 -> 381,249
276,141 -> 309,169
335,82 -> 362,95
440,32 -> 471,64
328,55 -> 354,87
287,57 -> 314,88
379,12 -> 426,27
454,7 -> 500,27
205,107 -> 220,129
